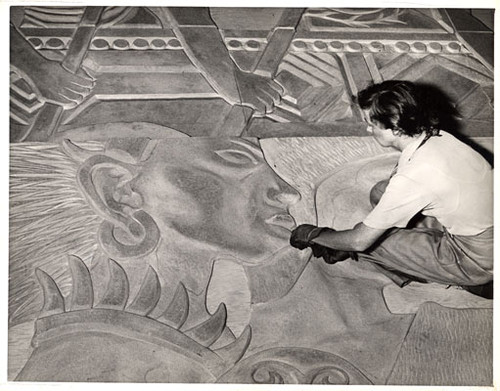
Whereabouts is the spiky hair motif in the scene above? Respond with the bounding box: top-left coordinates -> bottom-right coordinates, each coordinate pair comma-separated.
33,255 -> 251,376
10,143 -> 106,326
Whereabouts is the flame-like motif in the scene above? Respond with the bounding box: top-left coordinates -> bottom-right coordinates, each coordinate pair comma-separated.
26,255 -> 252,382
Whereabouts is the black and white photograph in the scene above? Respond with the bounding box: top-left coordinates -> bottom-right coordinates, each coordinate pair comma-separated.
4,3 -> 495,388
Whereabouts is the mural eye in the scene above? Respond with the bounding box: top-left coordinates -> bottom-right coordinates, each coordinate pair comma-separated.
214,149 -> 258,166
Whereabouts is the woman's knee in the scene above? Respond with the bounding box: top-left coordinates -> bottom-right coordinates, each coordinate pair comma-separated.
370,180 -> 389,207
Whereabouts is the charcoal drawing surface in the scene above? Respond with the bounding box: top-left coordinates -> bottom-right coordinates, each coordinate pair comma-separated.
8,6 -> 494,386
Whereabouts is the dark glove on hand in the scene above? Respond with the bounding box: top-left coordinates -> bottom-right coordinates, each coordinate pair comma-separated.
311,243 -> 352,264
290,224 -> 327,250
311,243 -> 328,258
322,248 -> 351,264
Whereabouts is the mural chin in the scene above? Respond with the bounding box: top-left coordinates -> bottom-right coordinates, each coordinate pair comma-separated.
262,213 -> 297,241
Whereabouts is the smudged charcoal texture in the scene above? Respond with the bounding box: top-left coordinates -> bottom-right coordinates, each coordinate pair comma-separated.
388,302 -> 493,386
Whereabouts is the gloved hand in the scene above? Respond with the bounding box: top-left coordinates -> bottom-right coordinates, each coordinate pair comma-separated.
311,243 -> 328,258
311,243 -> 352,264
290,224 -> 327,250
322,248 -> 351,264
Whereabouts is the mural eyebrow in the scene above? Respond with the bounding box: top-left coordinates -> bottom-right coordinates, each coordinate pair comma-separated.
229,139 -> 263,158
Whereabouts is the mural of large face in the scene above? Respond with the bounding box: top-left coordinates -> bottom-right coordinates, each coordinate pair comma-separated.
135,138 -> 300,262
83,137 -> 310,304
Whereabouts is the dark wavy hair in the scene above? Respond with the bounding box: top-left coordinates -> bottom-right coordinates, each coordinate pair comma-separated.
356,80 -> 441,137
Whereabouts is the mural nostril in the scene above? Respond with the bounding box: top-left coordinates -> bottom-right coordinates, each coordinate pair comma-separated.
266,185 -> 301,207
278,190 -> 301,206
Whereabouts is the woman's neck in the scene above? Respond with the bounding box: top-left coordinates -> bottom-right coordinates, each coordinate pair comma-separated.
393,132 -> 426,151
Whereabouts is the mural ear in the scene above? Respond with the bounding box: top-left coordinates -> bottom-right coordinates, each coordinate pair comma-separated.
77,155 -> 160,259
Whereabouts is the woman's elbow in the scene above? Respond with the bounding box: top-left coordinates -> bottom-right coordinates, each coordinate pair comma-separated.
351,236 -> 373,252
352,226 -> 383,252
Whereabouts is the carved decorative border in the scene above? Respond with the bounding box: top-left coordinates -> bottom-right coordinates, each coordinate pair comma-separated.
227,38 -> 466,54
290,39 -> 466,54
26,36 -> 184,51
26,34 -> 466,55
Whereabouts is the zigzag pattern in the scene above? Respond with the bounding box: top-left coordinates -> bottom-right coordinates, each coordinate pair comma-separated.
33,255 -> 252,372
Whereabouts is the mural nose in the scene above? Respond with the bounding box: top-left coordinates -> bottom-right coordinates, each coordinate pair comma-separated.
267,180 -> 301,207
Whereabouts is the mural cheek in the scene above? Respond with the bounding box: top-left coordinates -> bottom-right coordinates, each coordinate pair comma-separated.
218,187 -> 284,258
141,166 -> 223,240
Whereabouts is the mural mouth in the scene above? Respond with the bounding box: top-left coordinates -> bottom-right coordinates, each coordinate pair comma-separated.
265,213 -> 296,231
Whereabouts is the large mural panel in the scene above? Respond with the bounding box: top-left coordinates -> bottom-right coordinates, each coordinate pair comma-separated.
8,6 -> 494,387
9,135 -> 494,385
10,7 -> 493,141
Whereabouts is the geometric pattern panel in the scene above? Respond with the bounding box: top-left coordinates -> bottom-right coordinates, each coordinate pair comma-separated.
10,7 -> 494,140
275,52 -> 352,122
301,8 -> 453,33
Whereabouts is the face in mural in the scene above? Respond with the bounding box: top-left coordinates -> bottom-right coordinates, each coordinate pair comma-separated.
134,138 -> 299,259
129,138 -> 307,297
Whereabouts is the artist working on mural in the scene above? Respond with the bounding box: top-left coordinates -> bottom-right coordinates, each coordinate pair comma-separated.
290,80 -> 493,292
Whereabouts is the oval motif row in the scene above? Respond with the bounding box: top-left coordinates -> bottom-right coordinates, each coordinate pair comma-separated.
27,37 -> 183,51
27,36 -> 465,55
288,39 -> 464,54
225,38 -> 268,51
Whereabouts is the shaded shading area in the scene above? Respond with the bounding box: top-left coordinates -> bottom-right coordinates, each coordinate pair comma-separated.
383,282 -> 494,314
388,303 -> 493,386
447,9 -> 494,69
248,261 -> 414,384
